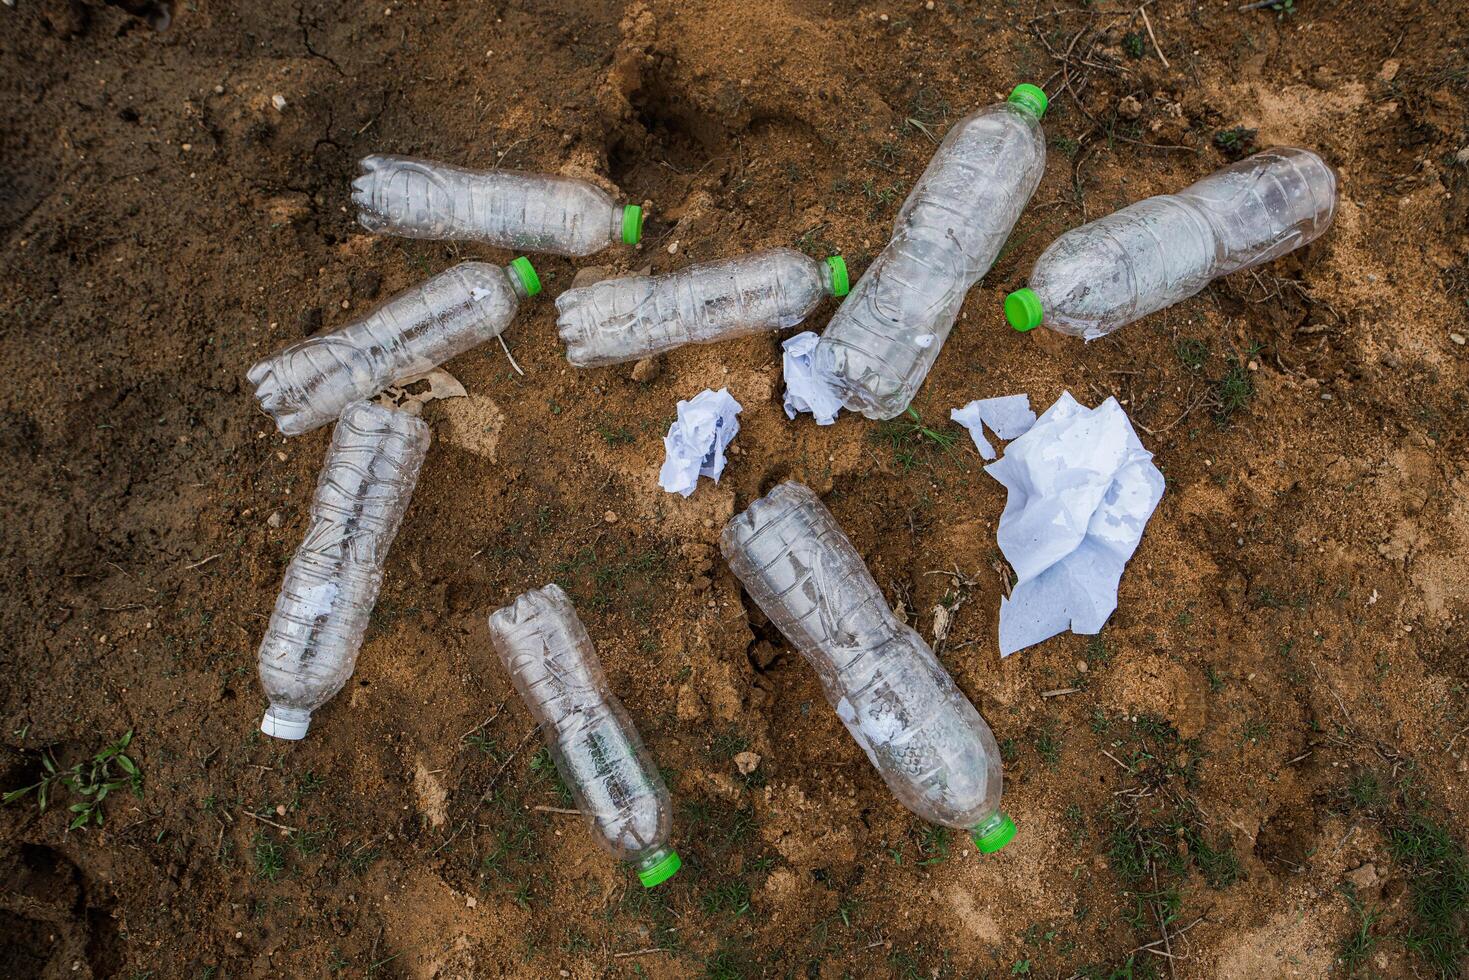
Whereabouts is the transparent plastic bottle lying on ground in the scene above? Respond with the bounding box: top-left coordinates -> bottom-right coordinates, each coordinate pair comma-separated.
247,259 -> 540,436
556,248 -> 849,367
352,154 -> 645,256
488,584 -> 681,888
257,401 -> 430,740
812,84 -> 1049,420
1005,147 -> 1338,340
720,482 -> 1015,853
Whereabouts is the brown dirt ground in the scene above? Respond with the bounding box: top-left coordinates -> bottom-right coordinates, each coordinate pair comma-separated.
2,0 -> 1466,977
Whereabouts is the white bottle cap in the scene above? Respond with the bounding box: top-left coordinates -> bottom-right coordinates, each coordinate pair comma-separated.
261,707 -> 310,740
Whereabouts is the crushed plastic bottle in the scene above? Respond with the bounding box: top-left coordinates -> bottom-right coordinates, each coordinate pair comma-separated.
248,259 -> 540,436
720,482 -> 1015,853
352,154 -> 644,256
812,84 -> 1049,421
555,249 -> 849,367
1005,147 -> 1338,340
257,401 -> 430,740
488,584 -> 682,887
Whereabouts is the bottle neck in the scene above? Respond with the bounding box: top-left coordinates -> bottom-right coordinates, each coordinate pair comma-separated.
505,265 -> 531,300
635,845 -> 673,873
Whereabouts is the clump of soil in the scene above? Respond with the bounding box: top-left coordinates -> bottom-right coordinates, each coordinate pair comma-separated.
1,1 -> 1466,977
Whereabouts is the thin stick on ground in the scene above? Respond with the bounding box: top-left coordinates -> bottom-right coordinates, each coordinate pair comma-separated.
1139,3 -> 1170,69
497,333 -> 525,377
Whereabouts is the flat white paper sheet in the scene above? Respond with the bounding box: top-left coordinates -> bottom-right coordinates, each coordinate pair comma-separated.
781,331 -> 844,426
985,391 -> 1165,656
950,394 -> 1037,459
658,388 -> 743,497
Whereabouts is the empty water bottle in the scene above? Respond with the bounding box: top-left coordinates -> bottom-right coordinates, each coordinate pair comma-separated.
812,84 -> 1049,420
257,401 -> 430,740
352,155 -> 644,256
248,259 -> 540,436
488,584 -> 682,888
720,482 -> 1015,853
556,249 -> 849,367
1005,147 -> 1338,340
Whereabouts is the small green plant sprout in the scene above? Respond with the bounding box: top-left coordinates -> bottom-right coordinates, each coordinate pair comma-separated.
1212,126 -> 1258,160
3,730 -> 143,829
1122,32 -> 1146,59
877,406 -> 956,471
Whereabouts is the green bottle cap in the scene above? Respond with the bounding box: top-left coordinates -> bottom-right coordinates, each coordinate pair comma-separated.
638,850 -> 681,888
509,256 -> 541,297
1004,288 -> 1044,332
972,813 -> 1017,854
826,255 -> 850,297
1007,83 -> 1049,120
622,205 -> 645,245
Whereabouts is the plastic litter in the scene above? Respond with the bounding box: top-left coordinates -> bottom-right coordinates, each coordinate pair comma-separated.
949,394 -> 1036,460
488,584 -> 680,888
352,154 -> 643,256
248,260 -> 539,436
556,248 -> 847,367
812,84 -> 1049,420
257,401 -> 430,740
780,331 -> 845,426
1006,147 -> 1338,340
986,392 -> 1164,656
721,482 -> 1015,853
657,388 -> 742,497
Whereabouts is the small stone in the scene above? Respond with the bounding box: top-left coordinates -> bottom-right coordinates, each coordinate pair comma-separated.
667,240 -> 680,255
275,804 -> 286,816
1345,862 -> 1379,891
1118,95 -> 1143,120
734,751 -> 761,775
1451,333 -> 1466,346
1456,146 -> 1469,165
604,510 -> 619,524
1377,59 -> 1400,83
630,356 -> 661,383
214,84 -> 225,95
878,12 -> 888,21
267,511 -> 284,529
466,895 -> 476,908
271,93 -> 288,112
1248,360 -> 1260,371
924,0 -> 934,8
1076,660 -> 1088,674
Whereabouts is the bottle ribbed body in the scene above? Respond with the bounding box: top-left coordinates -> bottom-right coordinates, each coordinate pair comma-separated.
488,584 -> 674,864
720,483 -> 1003,830
248,262 -> 522,436
556,248 -> 833,367
352,155 -> 630,256
257,401 -> 430,739
814,102 -> 1046,419
1026,147 -> 1338,339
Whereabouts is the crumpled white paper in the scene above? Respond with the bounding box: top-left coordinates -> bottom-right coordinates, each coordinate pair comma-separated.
986,391 -> 1165,656
781,331 -> 844,426
658,388 -> 743,497
950,394 -> 1037,459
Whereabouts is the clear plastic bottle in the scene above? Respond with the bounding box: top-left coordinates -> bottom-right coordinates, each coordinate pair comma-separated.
812,84 -> 1049,420
247,259 -> 540,436
488,584 -> 682,888
719,482 -> 1015,853
1005,147 -> 1338,340
352,154 -> 645,256
257,401 -> 430,741
556,249 -> 849,367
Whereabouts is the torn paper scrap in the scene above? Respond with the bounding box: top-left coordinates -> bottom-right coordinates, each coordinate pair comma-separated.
950,394 -> 1036,459
658,387 -> 743,497
985,391 -> 1164,656
781,331 -> 844,426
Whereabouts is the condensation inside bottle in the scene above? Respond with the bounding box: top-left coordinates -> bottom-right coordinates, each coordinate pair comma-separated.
720,483 -> 1003,830
556,248 -> 832,367
814,100 -> 1045,419
247,262 -> 523,436
1028,147 -> 1337,339
352,155 -> 628,256
257,401 -> 430,739
488,584 -> 674,863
